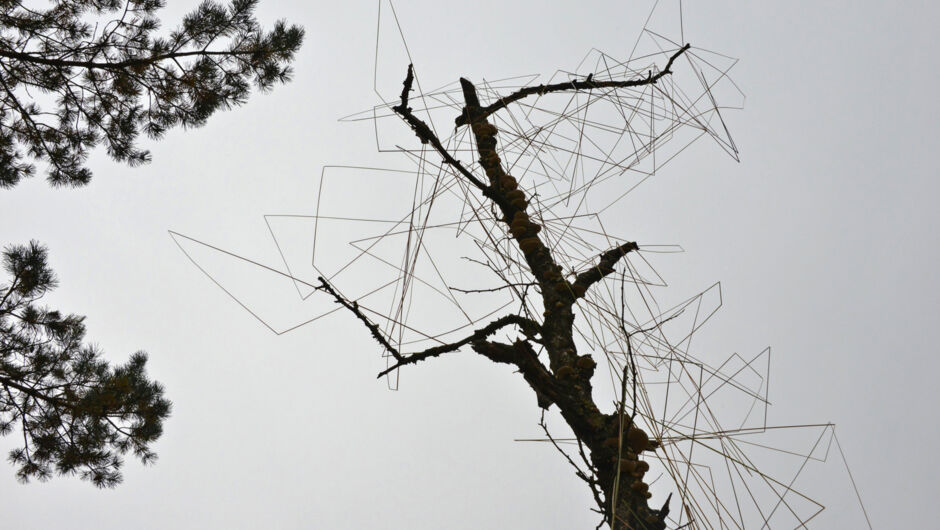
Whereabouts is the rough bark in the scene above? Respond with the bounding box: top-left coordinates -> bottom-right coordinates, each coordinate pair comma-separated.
461,77 -> 670,530
335,48 -> 691,527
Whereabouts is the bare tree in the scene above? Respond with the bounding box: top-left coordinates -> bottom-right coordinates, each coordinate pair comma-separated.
176,38 -> 751,527
174,9 -> 872,527
315,45 -> 697,528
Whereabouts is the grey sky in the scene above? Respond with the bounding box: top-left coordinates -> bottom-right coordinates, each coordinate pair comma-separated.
1,1 -> 937,528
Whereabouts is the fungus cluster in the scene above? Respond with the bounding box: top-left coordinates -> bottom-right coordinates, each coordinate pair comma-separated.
576,355 -> 597,371
555,365 -> 577,380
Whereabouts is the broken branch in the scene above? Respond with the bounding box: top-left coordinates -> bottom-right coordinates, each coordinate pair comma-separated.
573,241 -> 640,296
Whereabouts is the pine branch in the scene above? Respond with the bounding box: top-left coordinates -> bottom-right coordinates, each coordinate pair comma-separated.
0,374 -> 66,408
0,47 -> 262,70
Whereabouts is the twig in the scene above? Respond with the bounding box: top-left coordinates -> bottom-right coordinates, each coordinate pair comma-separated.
448,282 -> 537,294
538,410 -> 608,526
316,276 -> 402,362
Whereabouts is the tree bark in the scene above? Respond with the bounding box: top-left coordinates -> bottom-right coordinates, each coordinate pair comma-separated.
384,57 -> 690,527
457,78 -> 670,530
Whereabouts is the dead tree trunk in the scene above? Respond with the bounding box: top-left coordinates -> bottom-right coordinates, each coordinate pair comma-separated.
318,45 -> 691,528
457,76 -> 668,530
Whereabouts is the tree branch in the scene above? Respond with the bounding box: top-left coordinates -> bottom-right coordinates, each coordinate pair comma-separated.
318,275 -> 544,379
572,241 -> 639,297
0,273 -> 19,309
470,339 -> 559,408
0,47 -> 261,70
316,277 -> 402,362
538,409 -> 608,522
390,64 -> 494,196
448,281 -> 537,294
455,44 -> 691,127
376,314 -> 540,378
457,77 -> 564,298
0,374 -> 66,408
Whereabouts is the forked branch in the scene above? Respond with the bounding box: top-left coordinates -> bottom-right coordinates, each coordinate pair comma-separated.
391,64 -> 494,196
377,315 -> 541,377
319,276 -> 541,378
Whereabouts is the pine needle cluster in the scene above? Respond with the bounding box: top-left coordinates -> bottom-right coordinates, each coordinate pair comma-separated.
0,241 -> 171,487
0,0 -> 304,187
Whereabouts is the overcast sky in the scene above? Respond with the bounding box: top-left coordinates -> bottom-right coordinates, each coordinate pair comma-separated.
1,1 -> 938,528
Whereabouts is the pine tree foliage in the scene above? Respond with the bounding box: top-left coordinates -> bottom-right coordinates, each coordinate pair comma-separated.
0,0 -> 304,187
0,241 -> 170,487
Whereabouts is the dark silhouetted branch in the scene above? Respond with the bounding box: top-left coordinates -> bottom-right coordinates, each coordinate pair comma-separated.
573,241 -> 640,296
470,339 -> 559,409
377,314 -> 541,377
0,374 -> 65,408
391,64 -> 494,196
448,282 -> 538,294
458,77 -> 564,299
455,44 -> 691,127
0,48 -> 261,70
316,277 -> 403,362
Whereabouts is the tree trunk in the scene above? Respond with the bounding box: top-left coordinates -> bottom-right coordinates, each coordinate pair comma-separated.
590,423 -> 668,530
387,65 -> 684,530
